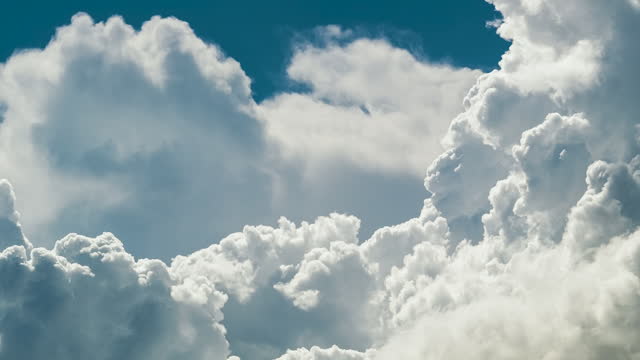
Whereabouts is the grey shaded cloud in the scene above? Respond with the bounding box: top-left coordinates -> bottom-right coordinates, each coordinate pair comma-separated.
0,232 -> 230,360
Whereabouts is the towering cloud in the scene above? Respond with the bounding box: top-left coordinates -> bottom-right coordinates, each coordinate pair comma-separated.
0,14 -> 270,259
1,0 -> 640,359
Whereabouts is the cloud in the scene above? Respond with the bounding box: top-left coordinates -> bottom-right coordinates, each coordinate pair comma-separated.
275,345 -> 372,360
171,213 -> 360,302
260,32 -> 481,177
0,13 -> 476,359
374,226 -> 640,359
0,180 -> 30,249
0,15 -> 470,260
0,232 -> 230,360
1,0 -> 640,359
369,0 -> 640,358
171,213 -> 376,357
0,13 -> 271,259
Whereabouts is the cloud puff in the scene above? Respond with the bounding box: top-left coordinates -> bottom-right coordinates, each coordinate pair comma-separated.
1,0 -> 640,359
171,213 -> 376,357
0,180 -> 30,249
171,213 -> 360,302
0,232 -> 230,360
0,13 -> 273,259
375,226 -> 640,359
260,33 -> 481,177
275,345 -> 372,360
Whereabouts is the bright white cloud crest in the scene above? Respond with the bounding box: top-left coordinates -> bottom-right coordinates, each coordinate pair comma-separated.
0,0 -> 639,359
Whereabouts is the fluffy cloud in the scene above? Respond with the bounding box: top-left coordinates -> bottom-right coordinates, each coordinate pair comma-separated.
171,213 -> 360,302
0,13 -> 270,259
260,33 -> 481,177
0,232 -> 230,360
371,0 -> 640,358
1,13 -> 466,359
171,213 -> 376,358
1,0 -> 640,359
0,180 -> 30,249
275,346 -> 372,360
0,15 -> 462,260
263,0 -> 640,357
375,226 -> 640,359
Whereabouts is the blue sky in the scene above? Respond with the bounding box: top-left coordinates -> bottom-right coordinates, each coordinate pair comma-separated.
1,0 -> 508,100
2,1 -> 640,359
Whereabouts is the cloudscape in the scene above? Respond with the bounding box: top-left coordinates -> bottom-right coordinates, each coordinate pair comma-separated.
1,0 -> 640,359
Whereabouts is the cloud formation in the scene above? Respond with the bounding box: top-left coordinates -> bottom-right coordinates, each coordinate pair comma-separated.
0,180 -> 30,249
260,32 -> 481,177
1,0 -> 640,359
0,181 -> 230,359
0,15 -> 464,259
0,14 -> 270,258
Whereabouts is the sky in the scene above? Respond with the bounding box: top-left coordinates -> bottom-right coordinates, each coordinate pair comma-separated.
1,0 -> 640,360
0,0 -> 507,259
0,0 -> 507,100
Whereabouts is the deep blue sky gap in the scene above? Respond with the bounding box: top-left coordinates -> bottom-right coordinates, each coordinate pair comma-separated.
1,0 -> 508,100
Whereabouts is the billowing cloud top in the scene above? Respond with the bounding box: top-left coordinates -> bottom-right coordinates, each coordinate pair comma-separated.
1,0 -> 640,359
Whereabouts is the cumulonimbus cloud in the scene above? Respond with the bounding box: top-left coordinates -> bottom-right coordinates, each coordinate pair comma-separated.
1,0 -> 640,359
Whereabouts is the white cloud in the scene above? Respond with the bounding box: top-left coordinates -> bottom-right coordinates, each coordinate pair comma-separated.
375,227 -> 640,359
0,13 -> 268,258
0,180 -> 30,249
275,345 -> 372,360
371,0 -> 640,358
1,13 -> 468,359
0,15 -> 464,260
171,213 -> 360,302
564,157 -> 640,255
1,0 -> 640,359
259,34 -> 481,177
